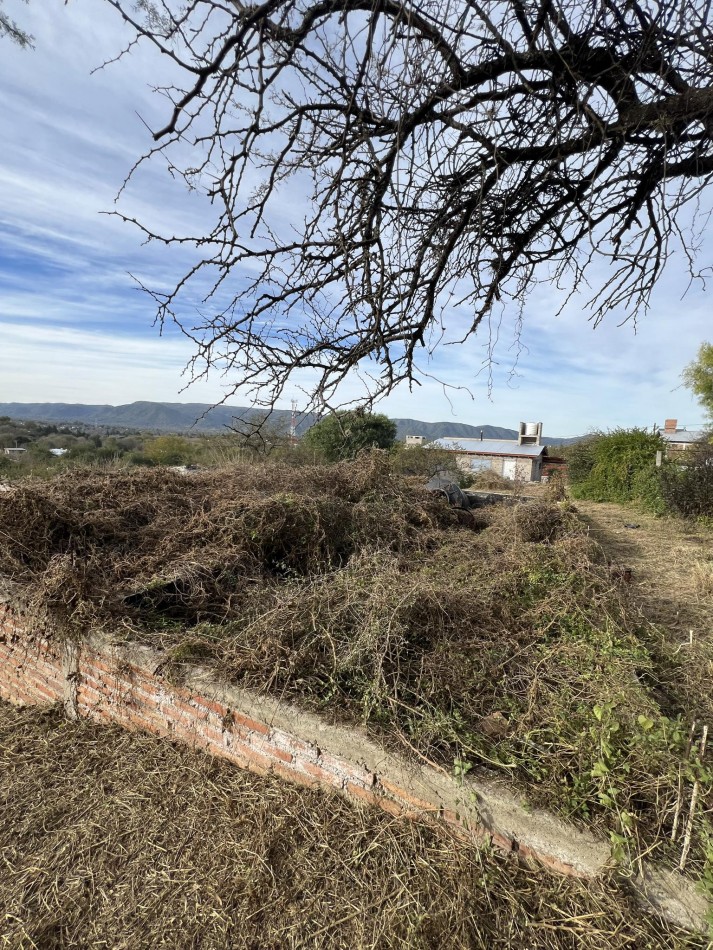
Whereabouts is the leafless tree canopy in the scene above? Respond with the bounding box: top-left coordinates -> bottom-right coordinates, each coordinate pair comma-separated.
107,0 -> 713,408
0,0 -> 34,48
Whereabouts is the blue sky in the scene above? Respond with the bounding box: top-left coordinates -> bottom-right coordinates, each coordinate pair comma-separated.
0,1 -> 710,437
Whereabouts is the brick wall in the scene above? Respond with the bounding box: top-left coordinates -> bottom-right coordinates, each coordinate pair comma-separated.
1,599 -> 577,866
0,602 -> 64,706
0,603 -> 434,828
1,596 -> 710,933
74,647 -> 378,800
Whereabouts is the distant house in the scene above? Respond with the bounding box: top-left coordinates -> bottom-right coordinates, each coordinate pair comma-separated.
404,435 -> 426,447
3,447 -> 26,458
49,448 -> 68,457
432,422 -> 549,482
659,419 -> 705,454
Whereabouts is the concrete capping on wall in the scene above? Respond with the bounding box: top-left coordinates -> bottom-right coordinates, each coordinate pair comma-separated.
0,591 -> 708,934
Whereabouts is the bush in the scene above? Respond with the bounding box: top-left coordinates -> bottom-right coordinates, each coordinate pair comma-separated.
390,444 -> 455,479
128,452 -> 156,467
512,502 -> 565,543
302,411 -> 396,462
143,435 -> 194,466
568,428 -> 665,510
659,441 -> 713,517
543,470 -> 567,502
563,434 -> 601,485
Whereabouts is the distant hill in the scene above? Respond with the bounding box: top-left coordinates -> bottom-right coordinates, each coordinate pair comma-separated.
0,402 -> 578,445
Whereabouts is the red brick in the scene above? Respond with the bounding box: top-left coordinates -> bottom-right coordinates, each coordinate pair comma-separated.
82,705 -> 110,723
299,761 -> 344,788
79,670 -> 106,690
124,665 -> 163,691
79,657 -> 116,675
77,691 -> 103,709
125,685 -> 163,709
251,742 -> 293,765
28,683 -> 60,702
490,831 -> 514,854
271,730 -> 317,758
318,752 -> 373,784
196,723 -> 226,746
228,711 -> 270,737
270,760 -> 320,788
379,779 -> 440,813
171,696 -> 211,720
169,720 -> 200,741
163,682 -> 194,704
191,697 -> 227,718
345,782 -> 379,807
376,796 -> 410,818
225,745 -> 274,775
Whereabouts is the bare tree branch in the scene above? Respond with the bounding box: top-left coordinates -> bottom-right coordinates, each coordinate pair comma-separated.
104,0 -> 713,409
0,0 -> 34,48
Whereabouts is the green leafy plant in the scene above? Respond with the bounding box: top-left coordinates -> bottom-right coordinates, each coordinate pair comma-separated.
568,428 -> 665,511
302,411 -> 397,462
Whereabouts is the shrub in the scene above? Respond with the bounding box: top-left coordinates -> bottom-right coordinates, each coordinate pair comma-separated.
512,502 -> 565,543
143,435 -> 194,466
543,470 -> 567,502
659,440 -> 713,517
568,428 -> 665,510
302,411 -> 396,462
389,444 -> 456,479
562,433 -> 601,485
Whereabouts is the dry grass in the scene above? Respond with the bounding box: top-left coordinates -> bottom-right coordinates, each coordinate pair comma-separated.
692,560 -> 713,598
0,455 -> 460,633
467,470 -> 514,492
1,460 -> 711,877
575,500 -> 713,726
0,700 -> 703,950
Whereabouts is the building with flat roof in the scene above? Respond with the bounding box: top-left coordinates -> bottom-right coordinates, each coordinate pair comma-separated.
432,422 -> 549,482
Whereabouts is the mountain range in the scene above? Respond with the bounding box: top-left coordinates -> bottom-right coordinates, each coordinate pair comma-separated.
0,402 -> 578,445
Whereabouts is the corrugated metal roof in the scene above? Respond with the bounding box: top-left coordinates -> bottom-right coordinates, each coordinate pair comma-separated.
662,430 -> 705,444
432,438 -> 546,457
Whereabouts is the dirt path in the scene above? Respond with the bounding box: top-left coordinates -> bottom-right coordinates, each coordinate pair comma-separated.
576,499 -> 713,719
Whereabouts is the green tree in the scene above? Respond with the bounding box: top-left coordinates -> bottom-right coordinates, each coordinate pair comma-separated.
659,440 -> 713,518
683,342 -> 713,423
560,434 -> 603,485
302,412 -> 396,463
390,443 -> 456,479
143,435 -> 193,466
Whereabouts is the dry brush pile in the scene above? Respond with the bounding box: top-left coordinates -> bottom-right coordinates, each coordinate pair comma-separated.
0,456 -> 711,886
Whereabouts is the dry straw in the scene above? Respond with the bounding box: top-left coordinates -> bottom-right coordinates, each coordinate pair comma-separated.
0,457 -> 711,875
0,701 -> 703,950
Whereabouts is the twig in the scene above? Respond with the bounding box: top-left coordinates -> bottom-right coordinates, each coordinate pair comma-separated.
671,719 -> 696,843
678,782 -> 700,871
678,724 -> 707,871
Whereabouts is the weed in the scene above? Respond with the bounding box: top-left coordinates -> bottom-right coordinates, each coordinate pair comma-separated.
1,457 -> 711,878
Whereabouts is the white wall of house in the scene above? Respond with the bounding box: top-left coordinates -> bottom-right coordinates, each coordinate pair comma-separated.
455,454 -> 540,481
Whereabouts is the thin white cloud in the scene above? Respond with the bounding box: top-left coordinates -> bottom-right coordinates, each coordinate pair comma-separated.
0,1 -> 708,434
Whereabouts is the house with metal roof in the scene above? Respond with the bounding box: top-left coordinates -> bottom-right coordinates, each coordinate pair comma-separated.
659,419 -> 706,453
432,422 -> 549,482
